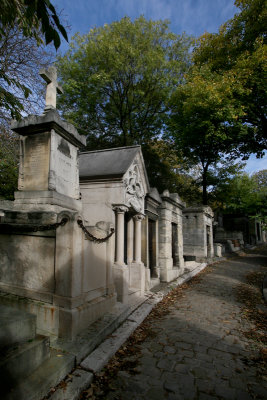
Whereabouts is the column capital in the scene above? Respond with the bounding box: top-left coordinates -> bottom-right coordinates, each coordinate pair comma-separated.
112,204 -> 129,214
133,213 -> 145,221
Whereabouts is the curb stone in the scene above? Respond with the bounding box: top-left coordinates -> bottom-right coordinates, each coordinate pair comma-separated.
46,259 -> 223,400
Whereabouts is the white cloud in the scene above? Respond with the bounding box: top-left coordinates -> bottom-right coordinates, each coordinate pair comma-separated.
245,154 -> 267,175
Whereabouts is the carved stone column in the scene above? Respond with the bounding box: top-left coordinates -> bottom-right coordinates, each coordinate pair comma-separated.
133,214 -> 145,263
113,205 -> 128,265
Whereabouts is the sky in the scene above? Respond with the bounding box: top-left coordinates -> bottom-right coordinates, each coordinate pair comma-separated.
52,0 -> 266,174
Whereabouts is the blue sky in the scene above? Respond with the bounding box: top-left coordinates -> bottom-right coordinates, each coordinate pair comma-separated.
53,0 -> 266,174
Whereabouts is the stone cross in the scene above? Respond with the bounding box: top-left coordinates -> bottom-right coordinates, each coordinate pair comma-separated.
39,66 -> 63,110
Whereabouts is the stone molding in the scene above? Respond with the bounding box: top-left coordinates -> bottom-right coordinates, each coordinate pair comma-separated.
133,213 -> 145,221
11,109 -> 86,148
112,205 -> 129,214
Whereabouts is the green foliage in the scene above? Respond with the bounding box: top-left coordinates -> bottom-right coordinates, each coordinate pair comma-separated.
57,17 -> 192,148
167,64 -> 248,204
168,0 -> 266,204
213,170 -> 267,218
193,0 -> 267,155
0,0 -> 68,49
142,140 -> 202,204
0,129 -> 19,199
0,0 -> 67,120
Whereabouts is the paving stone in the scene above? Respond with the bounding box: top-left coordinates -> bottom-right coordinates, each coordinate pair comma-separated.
235,390 -> 254,400
195,378 -> 215,394
78,251 -> 267,400
157,358 -> 176,371
174,363 -> 191,374
145,387 -> 167,400
164,346 -> 176,354
198,394 -> 218,400
214,383 -> 236,400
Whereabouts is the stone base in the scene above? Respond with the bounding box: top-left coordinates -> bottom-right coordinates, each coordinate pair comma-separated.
58,294 -> 117,340
129,262 -> 146,296
160,267 -> 182,283
14,191 -> 82,212
113,264 -> 129,304
0,290 -> 117,340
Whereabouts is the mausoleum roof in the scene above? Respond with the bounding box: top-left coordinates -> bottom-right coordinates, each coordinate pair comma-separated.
79,146 -> 142,180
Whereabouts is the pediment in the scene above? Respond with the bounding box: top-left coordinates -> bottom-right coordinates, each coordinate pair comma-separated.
123,150 -> 150,213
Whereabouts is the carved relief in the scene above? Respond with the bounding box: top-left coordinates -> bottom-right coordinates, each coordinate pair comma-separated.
124,164 -> 145,213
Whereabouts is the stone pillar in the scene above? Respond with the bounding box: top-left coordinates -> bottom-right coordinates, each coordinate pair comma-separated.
129,214 -> 146,295
133,214 -> 145,263
127,217 -> 134,264
112,205 -> 129,303
113,205 -> 128,265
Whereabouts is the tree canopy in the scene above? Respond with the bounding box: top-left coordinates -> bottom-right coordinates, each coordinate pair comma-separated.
0,0 -> 68,120
56,16 -> 192,150
167,0 -> 266,204
212,170 -> 267,219
0,0 -> 68,49
193,0 -> 267,156
167,65 -> 248,204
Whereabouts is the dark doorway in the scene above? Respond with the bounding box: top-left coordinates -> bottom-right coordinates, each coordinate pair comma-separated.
206,225 -> 211,257
172,223 -> 178,266
148,219 -> 157,277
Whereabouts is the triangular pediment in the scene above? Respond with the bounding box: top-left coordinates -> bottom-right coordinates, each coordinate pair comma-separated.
123,149 -> 150,213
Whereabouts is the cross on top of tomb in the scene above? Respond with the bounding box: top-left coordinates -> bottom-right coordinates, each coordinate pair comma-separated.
39,66 -> 63,111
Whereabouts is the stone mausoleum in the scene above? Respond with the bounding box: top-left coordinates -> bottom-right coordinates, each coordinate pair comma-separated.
0,67 -> 216,344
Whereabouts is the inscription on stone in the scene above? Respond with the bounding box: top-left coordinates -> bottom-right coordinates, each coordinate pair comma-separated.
20,132 -> 50,190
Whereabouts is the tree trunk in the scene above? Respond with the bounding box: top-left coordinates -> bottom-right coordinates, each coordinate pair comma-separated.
202,167 -> 208,205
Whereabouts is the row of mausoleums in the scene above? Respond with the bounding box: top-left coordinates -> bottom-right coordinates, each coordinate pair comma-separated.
0,108 -> 264,340
79,146 -> 215,304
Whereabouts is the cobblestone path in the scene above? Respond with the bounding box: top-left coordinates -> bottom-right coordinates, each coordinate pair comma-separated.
90,249 -> 267,400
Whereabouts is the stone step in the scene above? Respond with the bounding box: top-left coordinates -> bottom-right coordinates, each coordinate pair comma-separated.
0,305 -> 36,347
2,348 -> 75,400
0,334 -> 50,390
184,261 -> 199,268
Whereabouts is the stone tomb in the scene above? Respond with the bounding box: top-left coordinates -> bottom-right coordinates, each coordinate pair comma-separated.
142,188 -> 162,289
158,190 -> 185,282
79,146 -> 150,303
183,206 -> 214,261
0,105 -> 117,339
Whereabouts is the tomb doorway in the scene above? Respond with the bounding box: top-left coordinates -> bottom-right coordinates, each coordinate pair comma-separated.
148,219 -> 157,277
171,222 -> 178,266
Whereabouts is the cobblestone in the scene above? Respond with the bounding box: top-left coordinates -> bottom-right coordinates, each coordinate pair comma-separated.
81,249 -> 267,399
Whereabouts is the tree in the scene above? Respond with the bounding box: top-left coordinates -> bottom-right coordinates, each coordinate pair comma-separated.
0,127 -> 19,199
0,0 -> 68,49
0,0 -> 68,120
142,139 -> 202,204
0,25 -> 54,125
168,65 -> 248,204
56,17 -> 192,149
193,0 -> 267,156
212,171 -> 267,218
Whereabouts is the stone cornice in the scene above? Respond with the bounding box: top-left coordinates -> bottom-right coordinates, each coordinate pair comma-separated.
11,109 -> 86,148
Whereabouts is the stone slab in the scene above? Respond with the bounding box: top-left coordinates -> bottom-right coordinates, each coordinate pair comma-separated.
0,234 -> 55,294
14,190 -> 83,211
80,319 -> 138,373
0,305 -> 36,346
49,369 -> 93,400
2,349 -> 75,400
11,109 -> 86,148
0,335 -> 50,384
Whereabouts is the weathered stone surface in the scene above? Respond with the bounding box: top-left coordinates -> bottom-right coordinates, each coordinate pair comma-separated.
183,206 -> 214,259
82,250 -> 267,400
